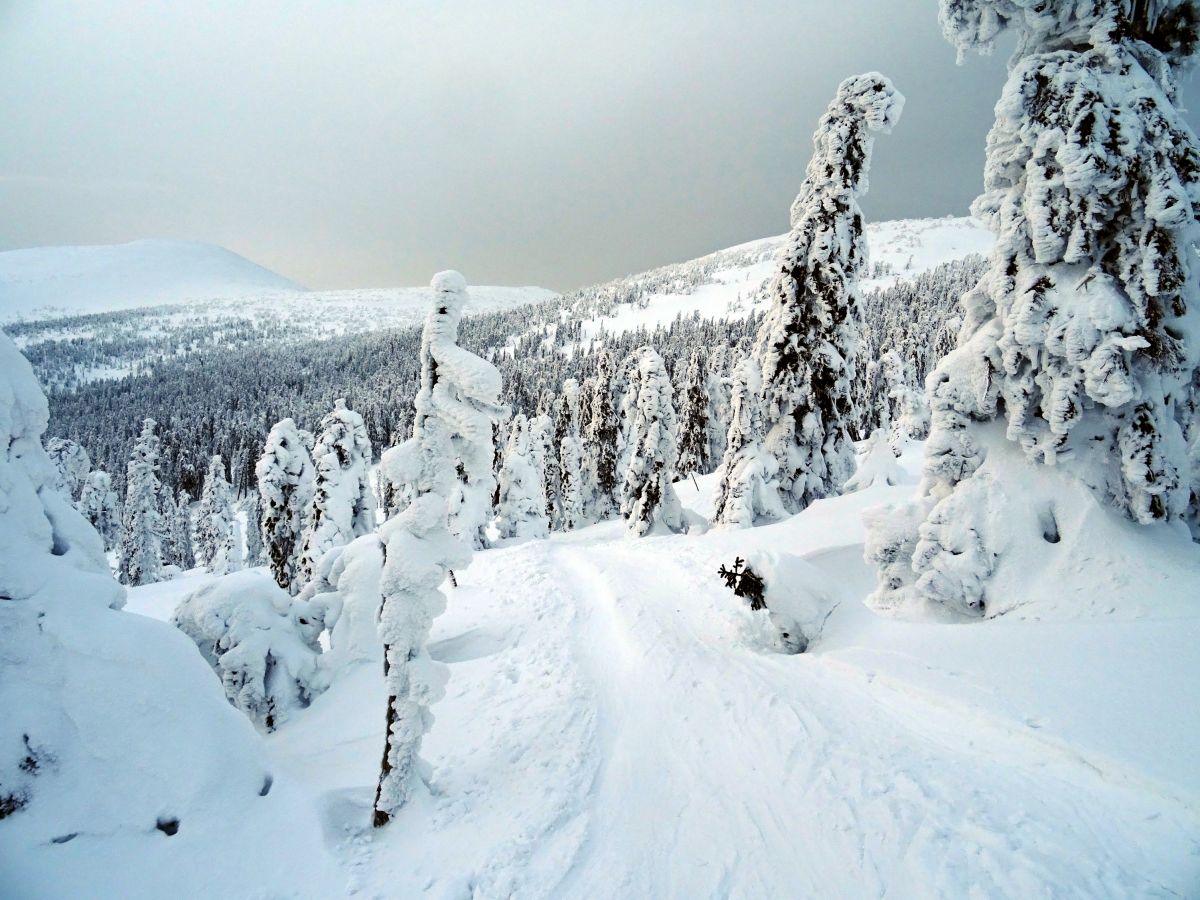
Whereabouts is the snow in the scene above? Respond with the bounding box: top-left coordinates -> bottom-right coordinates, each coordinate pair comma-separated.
82,440 -> 1200,898
0,239 -> 302,322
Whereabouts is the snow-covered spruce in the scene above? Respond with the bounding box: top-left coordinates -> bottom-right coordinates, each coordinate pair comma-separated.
867,2 -> 1200,617
298,399 -> 376,584
256,418 -> 316,594
581,349 -> 622,520
496,413 -> 550,539
712,358 -> 787,527
373,271 -> 506,827
195,455 -> 243,576
620,346 -> 684,536
171,570 -> 323,732
755,72 -> 904,513
536,390 -> 563,528
45,437 -> 91,503
881,350 -> 929,452
706,345 -> 733,472
77,470 -> 122,551
844,428 -> 905,492
676,347 -> 713,479
117,418 -> 166,586
161,487 -> 196,571
557,378 -> 585,531
244,492 -> 265,567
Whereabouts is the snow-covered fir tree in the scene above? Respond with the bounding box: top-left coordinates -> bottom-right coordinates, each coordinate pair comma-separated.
256,418 -> 316,594
881,350 -> 929,452
867,1 -> 1200,617
712,358 -> 787,528
196,455 -> 242,576
244,492 -> 265,566
557,378 -> 585,531
581,349 -> 621,520
45,437 -> 91,503
373,270 -> 506,827
706,345 -> 732,470
77,470 -> 122,551
536,390 -> 563,528
117,418 -> 165,586
298,399 -> 376,584
755,72 -> 904,513
844,428 -> 904,492
161,487 -> 196,571
676,347 -> 712,479
620,346 -> 684,536
496,413 -> 549,539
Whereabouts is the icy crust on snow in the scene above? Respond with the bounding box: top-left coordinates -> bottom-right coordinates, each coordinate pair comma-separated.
0,329 -> 339,896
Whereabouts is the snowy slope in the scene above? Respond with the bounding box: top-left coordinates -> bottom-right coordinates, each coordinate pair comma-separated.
0,240 -> 304,322
576,216 -> 991,341
116,444 -> 1200,899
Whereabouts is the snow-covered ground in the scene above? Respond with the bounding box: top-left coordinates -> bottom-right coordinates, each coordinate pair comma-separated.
106,444 -> 1200,899
0,240 -> 304,322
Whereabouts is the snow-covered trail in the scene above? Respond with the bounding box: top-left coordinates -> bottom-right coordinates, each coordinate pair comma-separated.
283,510 -> 1198,899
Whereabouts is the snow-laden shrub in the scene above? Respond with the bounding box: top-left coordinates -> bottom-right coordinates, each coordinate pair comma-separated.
755,72 -> 904,514
721,553 -> 838,654
868,1 -> 1200,617
172,569 -> 324,732
620,346 -> 684,536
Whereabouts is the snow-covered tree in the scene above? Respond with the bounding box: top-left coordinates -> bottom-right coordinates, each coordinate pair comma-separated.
299,399 -> 376,584
244,492 -> 265,566
881,350 -> 929,451
536,390 -> 563,528
620,347 -> 684,536
496,413 -> 549,539
78,470 -> 122,551
172,570 -> 323,732
582,349 -> 621,520
676,347 -> 712,479
557,378 -> 585,531
755,72 -> 905,513
117,418 -> 165,586
45,437 -> 91,503
706,345 -> 732,470
868,1 -> 1200,617
256,418 -> 316,594
373,271 -> 506,827
712,359 -> 787,527
161,488 -> 196,571
844,428 -> 904,492
196,455 -> 242,575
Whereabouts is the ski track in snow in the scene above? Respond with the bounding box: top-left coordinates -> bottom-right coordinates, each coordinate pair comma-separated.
278,519 -> 1198,899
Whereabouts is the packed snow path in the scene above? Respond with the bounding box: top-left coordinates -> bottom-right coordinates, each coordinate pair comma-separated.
263,485 -> 1200,898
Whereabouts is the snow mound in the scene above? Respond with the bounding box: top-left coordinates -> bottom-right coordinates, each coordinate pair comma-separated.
0,239 -> 303,322
0,329 -> 339,896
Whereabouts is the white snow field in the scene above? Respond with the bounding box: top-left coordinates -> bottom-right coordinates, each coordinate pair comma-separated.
0,240 -> 304,322
99,444 -> 1200,899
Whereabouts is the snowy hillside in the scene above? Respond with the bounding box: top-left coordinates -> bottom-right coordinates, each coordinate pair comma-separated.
94,450 -> 1200,899
0,240 -> 304,322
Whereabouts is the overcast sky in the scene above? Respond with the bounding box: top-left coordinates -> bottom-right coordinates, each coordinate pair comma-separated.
2,1 -> 1198,291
